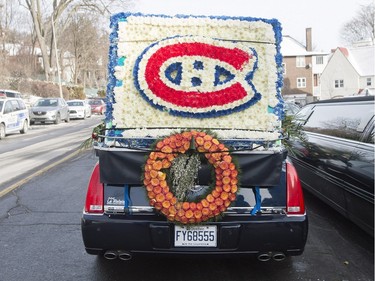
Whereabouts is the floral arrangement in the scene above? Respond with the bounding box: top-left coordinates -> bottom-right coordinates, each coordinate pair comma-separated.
134,36 -> 260,118
143,130 -> 238,224
106,12 -> 284,142
98,13 -> 287,223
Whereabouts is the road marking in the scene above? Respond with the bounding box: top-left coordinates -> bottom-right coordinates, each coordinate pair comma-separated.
0,149 -> 84,198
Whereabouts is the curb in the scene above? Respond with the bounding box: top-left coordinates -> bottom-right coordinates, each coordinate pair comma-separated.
0,149 -> 82,198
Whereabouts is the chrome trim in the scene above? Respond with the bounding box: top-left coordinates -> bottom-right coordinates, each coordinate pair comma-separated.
94,145 -> 281,154
104,205 -> 154,213
103,205 -> 286,214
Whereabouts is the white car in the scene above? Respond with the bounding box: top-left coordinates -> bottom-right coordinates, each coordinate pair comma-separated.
0,96 -> 29,139
0,89 -> 22,98
67,99 -> 92,119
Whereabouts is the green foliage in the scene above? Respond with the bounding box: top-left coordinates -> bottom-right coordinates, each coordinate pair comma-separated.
281,115 -> 306,150
79,121 -> 106,150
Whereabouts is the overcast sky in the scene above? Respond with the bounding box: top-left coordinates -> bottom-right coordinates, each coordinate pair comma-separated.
132,0 -> 372,52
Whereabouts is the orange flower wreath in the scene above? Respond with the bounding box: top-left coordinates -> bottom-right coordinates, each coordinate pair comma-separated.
143,130 -> 239,224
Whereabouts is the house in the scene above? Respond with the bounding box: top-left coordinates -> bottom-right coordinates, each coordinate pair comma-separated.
320,43 -> 375,100
281,28 -> 330,105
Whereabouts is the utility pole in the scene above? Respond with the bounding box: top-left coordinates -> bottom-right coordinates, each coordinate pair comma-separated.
51,14 -> 63,98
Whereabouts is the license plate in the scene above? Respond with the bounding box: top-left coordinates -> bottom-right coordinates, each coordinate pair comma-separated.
174,225 -> 217,247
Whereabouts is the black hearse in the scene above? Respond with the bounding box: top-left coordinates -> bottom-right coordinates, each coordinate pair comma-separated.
288,96 -> 374,235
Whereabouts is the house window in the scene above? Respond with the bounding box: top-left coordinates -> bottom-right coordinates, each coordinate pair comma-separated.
316,56 -> 324,64
297,77 -> 306,88
334,79 -> 344,88
367,77 -> 372,86
314,74 -> 319,87
296,56 -> 305,67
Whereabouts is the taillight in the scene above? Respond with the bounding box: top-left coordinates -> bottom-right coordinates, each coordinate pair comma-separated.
84,163 -> 104,213
286,162 -> 305,215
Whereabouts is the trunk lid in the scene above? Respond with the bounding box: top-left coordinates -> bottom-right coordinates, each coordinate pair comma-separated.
102,163 -> 287,215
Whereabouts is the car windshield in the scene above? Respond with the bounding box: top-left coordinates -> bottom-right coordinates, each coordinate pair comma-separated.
68,101 -> 84,106
35,99 -> 58,107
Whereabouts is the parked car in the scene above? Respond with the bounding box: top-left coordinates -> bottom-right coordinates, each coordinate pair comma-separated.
0,89 -> 22,99
88,99 -> 106,115
67,99 -> 92,119
0,96 -> 29,139
284,101 -> 301,116
287,96 -> 374,235
29,98 -> 70,125
82,147 -> 308,261
81,13 -> 308,262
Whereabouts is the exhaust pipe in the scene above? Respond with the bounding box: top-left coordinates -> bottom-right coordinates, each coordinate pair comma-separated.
103,250 -> 133,261
257,252 -> 272,262
257,252 -> 286,262
118,251 -> 132,261
103,250 -> 118,260
272,252 -> 286,262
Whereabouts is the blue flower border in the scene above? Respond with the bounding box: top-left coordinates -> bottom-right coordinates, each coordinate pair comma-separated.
106,12 -> 284,124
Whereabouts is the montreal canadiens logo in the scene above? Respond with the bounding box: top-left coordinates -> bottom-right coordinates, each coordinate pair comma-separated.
134,36 -> 260,118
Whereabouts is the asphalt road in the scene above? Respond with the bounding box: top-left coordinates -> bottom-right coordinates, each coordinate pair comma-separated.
0,115 -> 101,195
0,120 -> 373,281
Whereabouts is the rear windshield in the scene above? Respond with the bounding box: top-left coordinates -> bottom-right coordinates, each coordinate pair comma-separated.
89,100 -> 102,105
0,91 -> 21,98
285,102 -> 301,115
68,101 -> 84,106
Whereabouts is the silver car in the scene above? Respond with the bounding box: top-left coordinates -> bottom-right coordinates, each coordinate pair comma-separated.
30,98 -> 70,125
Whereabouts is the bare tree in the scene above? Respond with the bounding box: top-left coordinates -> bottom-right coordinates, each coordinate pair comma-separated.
0,1 -> 18,82
60,13 -> 108,88
0,1 -> 35,88
19,0 -> 134,82
341,2 -> 375,45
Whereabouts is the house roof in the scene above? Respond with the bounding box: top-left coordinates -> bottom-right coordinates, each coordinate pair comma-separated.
281,35 -> 329,57
346,45 -> 375,76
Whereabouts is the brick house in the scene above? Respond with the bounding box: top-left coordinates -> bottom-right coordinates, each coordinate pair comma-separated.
281,28 -> 329,105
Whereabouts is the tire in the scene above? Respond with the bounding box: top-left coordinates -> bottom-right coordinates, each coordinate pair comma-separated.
20,120 -> 28,134
0,123 -> 5,139
54,113 -> 61,124
65,115 -> 70,123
